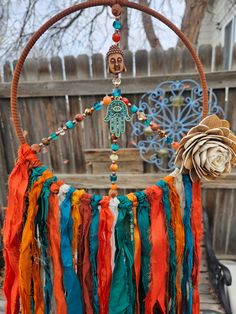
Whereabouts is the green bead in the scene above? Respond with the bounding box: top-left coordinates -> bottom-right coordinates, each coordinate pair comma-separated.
65,121 -> 75,129
144,119 -> 151,126
111,143 -> 120,151
50,132 -> 58,141
131,105 -> 138,113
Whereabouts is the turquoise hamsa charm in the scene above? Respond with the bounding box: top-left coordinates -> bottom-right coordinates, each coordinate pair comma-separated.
104,99 -> 132,137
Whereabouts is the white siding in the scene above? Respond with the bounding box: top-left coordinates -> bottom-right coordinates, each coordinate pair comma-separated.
198,0 -> 236,48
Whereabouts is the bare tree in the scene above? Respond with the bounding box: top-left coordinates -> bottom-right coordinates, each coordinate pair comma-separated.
177,0 -> 209,47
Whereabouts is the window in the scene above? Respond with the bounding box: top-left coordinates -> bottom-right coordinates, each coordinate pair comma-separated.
223,20 -> 233,70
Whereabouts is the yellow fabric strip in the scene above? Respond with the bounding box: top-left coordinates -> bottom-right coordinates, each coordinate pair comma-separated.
71,189 -> 85,268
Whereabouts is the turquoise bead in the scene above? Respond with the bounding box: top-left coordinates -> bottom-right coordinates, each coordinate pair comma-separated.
165,136 -> 173,144
112,88 -> 121,97
50,132 -> 58,141
131,105 -> 138,113
65,120 -> 75,129
110,174 -> 117,182
113,20 -> 122,30
111,143 -> 120,151
93,102 -> 103,111
144,119 -> 151,126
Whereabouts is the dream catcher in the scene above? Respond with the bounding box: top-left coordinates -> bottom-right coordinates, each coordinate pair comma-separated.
3,1 -> 236,314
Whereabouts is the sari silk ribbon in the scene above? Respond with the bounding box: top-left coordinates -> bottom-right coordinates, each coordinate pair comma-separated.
163,176 -> 185,314
109,195 -> 135,314
59,185 -> 83,314
71,189 -> 85,268
90,194 -> 102,314
36,176 -> 58,314
156,180 -> 177,314
78,193 -> 93,313
19,169 -> 53,314
191,180 -> 203,314
3,144 -> 41,314
97,196 -> 114,314
135,191 -> 151,313
47,181 -> 67,314
127,193 -> 141,314
181,174 -> 194,314
145,186 -> 168,314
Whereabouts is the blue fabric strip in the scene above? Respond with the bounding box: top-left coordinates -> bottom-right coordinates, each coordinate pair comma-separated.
156,180 -> 177,314
182,174 -> 194,314
29,166 -> 47,187
60,186 -> 83,314
89,194 -> 102,314
36,176 -> 57,314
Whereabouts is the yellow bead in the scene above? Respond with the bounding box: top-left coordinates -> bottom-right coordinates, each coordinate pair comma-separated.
110,164 -> 118,172
110,154 -> 118,162
103,95 -> 112,105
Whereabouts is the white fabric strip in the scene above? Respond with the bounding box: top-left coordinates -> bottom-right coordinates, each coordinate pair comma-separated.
109,197 -> 120,271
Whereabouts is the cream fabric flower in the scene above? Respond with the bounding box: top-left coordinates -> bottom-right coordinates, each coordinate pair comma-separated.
175,115 -> 236,181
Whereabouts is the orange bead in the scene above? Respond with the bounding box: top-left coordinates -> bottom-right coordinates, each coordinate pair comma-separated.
111,183 -> 118,190
103,95 -> 112,105
172,141 -> 180,150
109,189 -> 118,198
110,164 -> 119,172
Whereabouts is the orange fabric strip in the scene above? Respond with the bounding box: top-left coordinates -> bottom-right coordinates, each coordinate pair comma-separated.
191,180 -> 203,314
127,193 -> 141,314
19,169 -> 53,314
71,189 -> 85,268
48,181 -> 67,314
3,144 -> 41,314
163,176 -> 185,314
97,195 -> 114,314
145,186 -> 168,314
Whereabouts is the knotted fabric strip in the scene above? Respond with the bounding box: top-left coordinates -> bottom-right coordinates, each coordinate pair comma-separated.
181,175 -> 194,314
90,194 -> 102,314
78,192 -> 93,313
145,186 -> 168,314
109,195 -> 135,314
191,180 -> 203,314
19,169 -> 53,314
97,196 -> 113,314
127,192 -> 141,314
59,185 -> 83,314
3,144 -> 41,314
48,180 -> 67,314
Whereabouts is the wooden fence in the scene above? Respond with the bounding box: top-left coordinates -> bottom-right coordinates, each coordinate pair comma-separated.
0,44 -> 236,256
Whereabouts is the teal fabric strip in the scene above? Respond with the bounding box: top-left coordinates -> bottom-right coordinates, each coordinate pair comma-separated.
36,176 -> 57,314
156,180 -> 177,314
182,174 -> 194,314
109,196 -> 135,314
60,186 -> 83,314
89,194 -> 102,314
135,191 -> 151,313
29,166 -> 47,187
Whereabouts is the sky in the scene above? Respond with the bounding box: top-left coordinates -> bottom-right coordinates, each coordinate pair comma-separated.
0,0 -> 185,62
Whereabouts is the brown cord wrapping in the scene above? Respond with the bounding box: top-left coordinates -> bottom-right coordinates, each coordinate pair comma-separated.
11,0 -> 209,144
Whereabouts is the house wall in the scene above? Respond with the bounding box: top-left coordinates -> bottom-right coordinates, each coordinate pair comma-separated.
198,0 -> 236,69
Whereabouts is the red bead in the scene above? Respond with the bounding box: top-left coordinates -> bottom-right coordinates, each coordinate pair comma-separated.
75,114 -> 84,122
112,32 -> 121,43
111,134 -> 118,141
172,142 -> 180,150
150,123 -> 159,131
122,98 -> 129,105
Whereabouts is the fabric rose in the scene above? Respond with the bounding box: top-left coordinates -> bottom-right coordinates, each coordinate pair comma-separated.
175,115 -> 236,181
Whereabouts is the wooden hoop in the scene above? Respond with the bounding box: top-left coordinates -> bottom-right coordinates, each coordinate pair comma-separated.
10,0 -> 209,144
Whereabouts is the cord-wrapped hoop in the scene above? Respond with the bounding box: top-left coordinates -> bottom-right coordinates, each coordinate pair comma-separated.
11,0 -> 209,145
